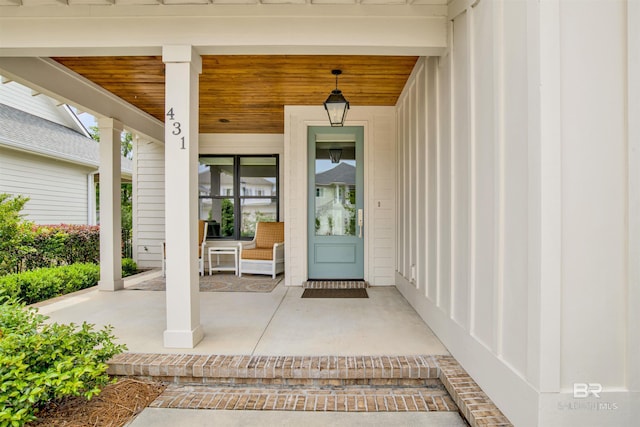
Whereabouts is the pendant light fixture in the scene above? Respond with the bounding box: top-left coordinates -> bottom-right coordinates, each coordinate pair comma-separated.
324,69 -> 350,127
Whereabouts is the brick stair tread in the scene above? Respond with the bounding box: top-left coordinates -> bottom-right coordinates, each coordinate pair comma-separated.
151,384 -> 458,412
108,354 -> 514,426
108,354 -> 440,380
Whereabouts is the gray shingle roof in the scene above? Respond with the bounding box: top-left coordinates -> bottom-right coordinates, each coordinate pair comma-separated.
0,103 -> 132,173
315,162 -> 356,186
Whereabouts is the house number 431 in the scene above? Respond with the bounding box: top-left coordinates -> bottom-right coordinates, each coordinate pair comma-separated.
166,108 -> 185,149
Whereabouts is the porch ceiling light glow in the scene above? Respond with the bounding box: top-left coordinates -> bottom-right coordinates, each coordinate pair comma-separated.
324,69 -> 350,127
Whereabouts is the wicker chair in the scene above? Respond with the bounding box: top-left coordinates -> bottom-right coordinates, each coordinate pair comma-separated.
239,222 -> 284,278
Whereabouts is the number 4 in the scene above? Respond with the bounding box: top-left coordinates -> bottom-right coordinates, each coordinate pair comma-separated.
166,108 -> 175,120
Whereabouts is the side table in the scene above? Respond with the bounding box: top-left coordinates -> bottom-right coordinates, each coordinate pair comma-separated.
208,245 -> 239,275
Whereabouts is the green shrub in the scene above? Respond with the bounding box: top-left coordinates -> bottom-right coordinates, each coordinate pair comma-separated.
0,263 -> 100,305
0,194 -> 33,276
22,225 -> 100,272
121,258 -> 137,278
0,296 -> 126,426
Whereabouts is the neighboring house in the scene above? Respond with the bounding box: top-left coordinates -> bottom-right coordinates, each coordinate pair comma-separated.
197,158 -> 278,240
314,162 -> 356,236
0,78 -> 132,225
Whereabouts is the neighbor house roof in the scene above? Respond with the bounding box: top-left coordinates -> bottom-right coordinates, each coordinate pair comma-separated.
315,162 -> 356,186
0,103 -> 132,174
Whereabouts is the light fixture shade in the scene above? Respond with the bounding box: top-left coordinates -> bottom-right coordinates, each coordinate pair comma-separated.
324,69 -> 350,127
324,90 -> 350,127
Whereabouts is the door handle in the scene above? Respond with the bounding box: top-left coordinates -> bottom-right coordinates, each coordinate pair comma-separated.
358,209 -> 363,238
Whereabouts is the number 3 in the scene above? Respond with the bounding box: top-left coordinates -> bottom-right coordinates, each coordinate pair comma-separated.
172,121 -> 182,135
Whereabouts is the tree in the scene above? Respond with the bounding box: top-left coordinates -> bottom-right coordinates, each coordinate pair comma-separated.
88,127 -> 134,232
0,194 -> 32,275
88,127 -> 133,160
221,199 -> 234,237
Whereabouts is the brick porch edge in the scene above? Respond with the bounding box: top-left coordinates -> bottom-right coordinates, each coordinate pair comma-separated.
107,353 -> 512,427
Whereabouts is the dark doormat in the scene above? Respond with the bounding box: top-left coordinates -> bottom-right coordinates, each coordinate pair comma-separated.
301,288 -> 368,298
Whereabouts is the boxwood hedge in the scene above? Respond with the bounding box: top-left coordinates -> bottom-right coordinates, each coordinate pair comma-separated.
0,263 -> 100,305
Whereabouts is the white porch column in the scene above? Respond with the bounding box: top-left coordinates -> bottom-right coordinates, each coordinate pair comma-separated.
162,45 -> 204,348
98,117 -> 123,291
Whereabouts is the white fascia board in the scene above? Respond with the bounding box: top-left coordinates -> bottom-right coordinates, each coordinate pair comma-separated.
0,57 -> 164,144
0,136 -> 100,169
0,13 -> 446,57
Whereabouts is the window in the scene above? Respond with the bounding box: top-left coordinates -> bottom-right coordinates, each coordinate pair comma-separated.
199,155 -> 279,240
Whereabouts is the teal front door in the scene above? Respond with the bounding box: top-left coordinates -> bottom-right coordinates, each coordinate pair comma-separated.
307,126 -> 364,280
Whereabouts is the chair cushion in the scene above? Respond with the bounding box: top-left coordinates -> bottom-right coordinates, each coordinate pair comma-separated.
241,248 -> 274,261
198,220 -> 206,257
255,222 -> 284,249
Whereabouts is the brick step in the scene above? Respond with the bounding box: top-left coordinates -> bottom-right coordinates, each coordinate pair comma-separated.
108,354 -> 514,426
150,384 -> 458,413
302,280 -> 369,289
107,354 -> 441,386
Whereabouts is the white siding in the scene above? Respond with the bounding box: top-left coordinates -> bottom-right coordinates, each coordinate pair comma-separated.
369,114 -> 396,285
0,146 -> 93,224
558,0 -> 627,399
284,106 -> 396,287
396,1 -> 638,427
0,78 -> 79,129
133,139 -> 165,268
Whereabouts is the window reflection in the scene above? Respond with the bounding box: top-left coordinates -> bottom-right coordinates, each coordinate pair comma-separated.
314,142 -> 356,237
199,156 -> 279,240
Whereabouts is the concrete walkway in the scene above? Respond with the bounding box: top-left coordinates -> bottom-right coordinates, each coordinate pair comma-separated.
128,409 -> 468,426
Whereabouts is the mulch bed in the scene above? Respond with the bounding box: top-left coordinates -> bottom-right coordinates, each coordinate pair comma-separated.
27,378 -> 166,427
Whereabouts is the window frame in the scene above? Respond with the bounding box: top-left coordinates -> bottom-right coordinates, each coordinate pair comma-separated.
199,154 -> 279,241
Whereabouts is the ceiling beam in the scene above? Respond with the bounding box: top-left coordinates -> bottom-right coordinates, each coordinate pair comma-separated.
0,57 -> 164,143
0,13 -> 446,58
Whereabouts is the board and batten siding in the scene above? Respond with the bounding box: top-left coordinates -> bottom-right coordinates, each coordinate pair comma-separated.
395,11 -> 540,424
0,146 -> 93,224
284,106 -> 396,287
396,41 -> 539,427
395,1 -> 638,426
132,138 -> 165,268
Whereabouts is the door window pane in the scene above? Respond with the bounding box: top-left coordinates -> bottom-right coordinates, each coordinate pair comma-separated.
314,142 -> 356,236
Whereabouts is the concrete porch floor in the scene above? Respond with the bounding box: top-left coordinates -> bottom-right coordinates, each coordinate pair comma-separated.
35,270 -> 449,356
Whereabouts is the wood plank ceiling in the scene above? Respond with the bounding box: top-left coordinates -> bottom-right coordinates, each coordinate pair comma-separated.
53,55 -> 418,134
